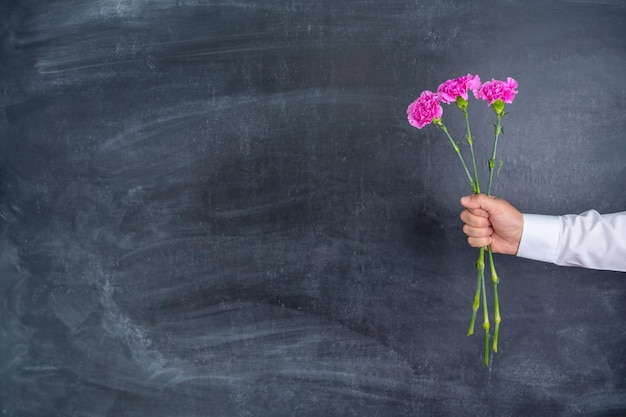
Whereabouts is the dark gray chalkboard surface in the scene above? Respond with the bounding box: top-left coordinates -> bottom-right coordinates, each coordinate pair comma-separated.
1,1 -> 625,416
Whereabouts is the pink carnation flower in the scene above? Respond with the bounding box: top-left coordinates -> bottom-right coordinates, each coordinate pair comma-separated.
476,77 -> 518,105
436,73 -> 482,104
407,90 -> 443,129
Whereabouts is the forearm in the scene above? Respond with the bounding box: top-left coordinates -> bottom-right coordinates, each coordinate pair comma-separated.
517,210 -> 626,272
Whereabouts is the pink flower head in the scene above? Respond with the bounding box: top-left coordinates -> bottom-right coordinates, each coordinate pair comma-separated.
407,90 -> 443,129
436,73 -> 482,104
476,77 -> 518,105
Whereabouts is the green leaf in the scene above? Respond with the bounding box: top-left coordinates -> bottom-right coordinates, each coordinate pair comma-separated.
497,159 -> 504,176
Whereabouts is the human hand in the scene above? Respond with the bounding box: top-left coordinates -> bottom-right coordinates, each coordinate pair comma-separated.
460,194 -> 524,255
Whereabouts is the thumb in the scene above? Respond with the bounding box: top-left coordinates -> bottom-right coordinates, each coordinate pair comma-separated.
460,193 -> 499,212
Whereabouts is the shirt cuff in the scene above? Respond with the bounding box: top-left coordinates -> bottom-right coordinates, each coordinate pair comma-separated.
516,213 -> 561,264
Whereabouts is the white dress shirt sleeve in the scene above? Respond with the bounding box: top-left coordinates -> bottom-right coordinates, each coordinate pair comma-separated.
517,210 -> 626,272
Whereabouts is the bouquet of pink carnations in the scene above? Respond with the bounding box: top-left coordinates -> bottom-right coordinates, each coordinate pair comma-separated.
406,74 -> 518,365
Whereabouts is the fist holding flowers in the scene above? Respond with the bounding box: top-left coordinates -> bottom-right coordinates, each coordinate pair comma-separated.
406,74 -> 518,365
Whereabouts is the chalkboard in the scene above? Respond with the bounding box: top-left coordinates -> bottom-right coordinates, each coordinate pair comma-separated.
1,1 -> 625,416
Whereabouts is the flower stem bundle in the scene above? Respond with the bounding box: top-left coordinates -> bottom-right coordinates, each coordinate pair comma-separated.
407,74 -> 518,365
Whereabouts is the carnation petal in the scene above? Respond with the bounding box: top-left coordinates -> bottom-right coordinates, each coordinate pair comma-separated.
406,90 -> 443,129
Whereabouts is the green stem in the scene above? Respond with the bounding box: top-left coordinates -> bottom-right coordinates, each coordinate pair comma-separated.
436,123 -> 475,190
481,264 -> 490,366
467,247 -> 484,336
489,248 -> 501,353
463,109 -> 481,195
486,115 -> 503,196
437,115 -> 495,365
458,109 -> 491,363
485,111 -> 504,359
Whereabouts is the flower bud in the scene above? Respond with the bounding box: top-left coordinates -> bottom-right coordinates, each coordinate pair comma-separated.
492,99 -> 505,117
455,96 -> 468,111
